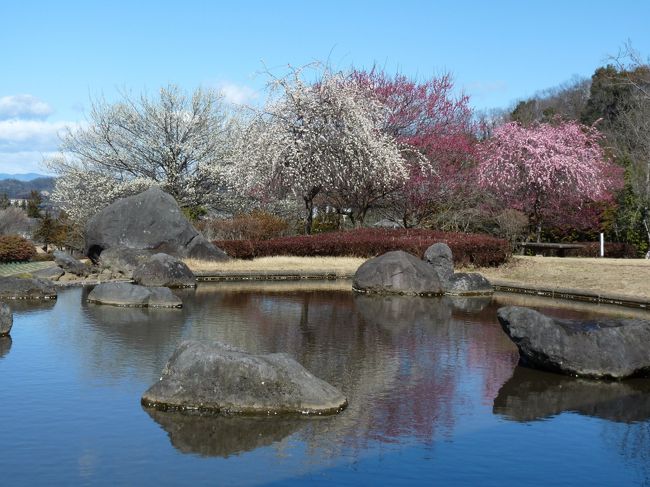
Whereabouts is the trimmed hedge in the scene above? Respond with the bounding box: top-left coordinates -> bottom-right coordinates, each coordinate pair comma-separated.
215,228 -> 511,267
0,235 -> 37,263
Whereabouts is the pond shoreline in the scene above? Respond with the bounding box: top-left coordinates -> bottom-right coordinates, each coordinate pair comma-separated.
194,271 -> 650,311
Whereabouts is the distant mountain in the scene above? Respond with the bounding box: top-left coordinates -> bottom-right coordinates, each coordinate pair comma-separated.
0,177 -> 56,199
0,172 -> 51,182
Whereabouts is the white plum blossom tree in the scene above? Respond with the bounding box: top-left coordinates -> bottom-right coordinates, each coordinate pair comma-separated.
48,84 -> 233,223
228,66 -> 408,233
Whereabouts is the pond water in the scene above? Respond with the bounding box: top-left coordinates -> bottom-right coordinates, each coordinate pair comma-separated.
2,281 -> 650,486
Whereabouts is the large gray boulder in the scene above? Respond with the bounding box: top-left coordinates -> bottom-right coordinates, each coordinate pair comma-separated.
133,253 -> 196,288
53,250 -> 90,277
0,277 -> 57,299
142,341 -> 348,415
87,282 -> 182,308
424,243 -> 454,281
84,187 -> 229,263
353,251 -> 444,296
498,306 -> 650,379
98,247 -> 153,277
0,303 -> 12,336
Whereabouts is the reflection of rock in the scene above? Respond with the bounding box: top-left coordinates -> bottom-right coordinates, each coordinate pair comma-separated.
0,302 -> 12,336
145,408 -> 307,457
142,340 -> 348,415
494,366 -> 650,423
498,306 -> 650,379
354,294 -> 452,332
87,282 -> 182,308
0,277 -> 57,299
353,251 -> 443,296
85,187 -> 229,262
0,335 -> 11,358
133,253 -> 196,288
446,296 -> 492,314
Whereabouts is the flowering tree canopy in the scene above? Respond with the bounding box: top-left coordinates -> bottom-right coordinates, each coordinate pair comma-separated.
229,66 -> 407,233
477,120 -> 623,240
352,69 -> 477,228
48,85 -> 232,223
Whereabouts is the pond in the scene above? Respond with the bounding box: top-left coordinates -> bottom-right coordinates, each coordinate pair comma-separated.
2,281 -> 650,486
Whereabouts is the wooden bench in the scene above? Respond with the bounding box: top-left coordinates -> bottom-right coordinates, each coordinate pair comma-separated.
518,242 -> 585,257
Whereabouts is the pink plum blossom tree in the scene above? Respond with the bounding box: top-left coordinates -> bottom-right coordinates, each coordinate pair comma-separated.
477,120 -> 623,241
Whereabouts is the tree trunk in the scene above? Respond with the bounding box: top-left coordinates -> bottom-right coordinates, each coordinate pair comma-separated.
304,197 -> 314,235
302,186 -> 322,235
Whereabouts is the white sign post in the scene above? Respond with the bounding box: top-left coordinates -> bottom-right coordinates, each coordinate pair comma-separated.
600,233 -> 604,257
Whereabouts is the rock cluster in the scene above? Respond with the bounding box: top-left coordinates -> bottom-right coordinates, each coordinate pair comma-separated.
497,306 -> 650,379
142,340 -> 347,416
353,243 -> 493,296
53,250 -> 90,277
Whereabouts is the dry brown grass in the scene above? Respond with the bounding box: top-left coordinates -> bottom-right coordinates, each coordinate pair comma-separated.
184,256 -> 365,275
186,254 -> 650,299
468,255 -> 650,299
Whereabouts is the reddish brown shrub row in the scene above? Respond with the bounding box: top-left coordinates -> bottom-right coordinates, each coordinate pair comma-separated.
0,235 -> 36,263
566,242 -> 639,258
196,211 -> 289,241
215,228 -> 511,267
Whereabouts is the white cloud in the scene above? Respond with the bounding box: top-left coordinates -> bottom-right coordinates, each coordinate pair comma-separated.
0,119 -> 75,152
218,82 -> 260,105
0,94 -> 53,120
0,151 -> 57,174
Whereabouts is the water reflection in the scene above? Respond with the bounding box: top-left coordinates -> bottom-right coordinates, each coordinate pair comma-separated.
0,336 -> 11,359
5,298 -> 56,314
494,366 -> 650,423
145,408 -> 310,458
137,287 -> 520,454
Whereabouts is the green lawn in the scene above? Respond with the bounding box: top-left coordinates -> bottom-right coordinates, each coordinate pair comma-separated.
0,261 -> 55,277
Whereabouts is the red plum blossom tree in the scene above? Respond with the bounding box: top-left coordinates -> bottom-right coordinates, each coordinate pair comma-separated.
352,69 -> 477,228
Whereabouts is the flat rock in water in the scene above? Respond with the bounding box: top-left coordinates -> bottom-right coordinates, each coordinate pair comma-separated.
0,277 -> 57,299
98,247 -> 153,278
497,306 -> 650,379
353,250 -> 444,296
84,187 -> 229,262
53,250 -> 90,277
142,340 -> 347,415
0,303 -> 12,336
444,272 -> 493,296
87,282 -> 182,308
133,253 -> 196,288
32,266 -> 65,281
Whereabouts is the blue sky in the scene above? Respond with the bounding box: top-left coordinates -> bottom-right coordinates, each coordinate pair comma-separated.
1,0 -> 649,174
